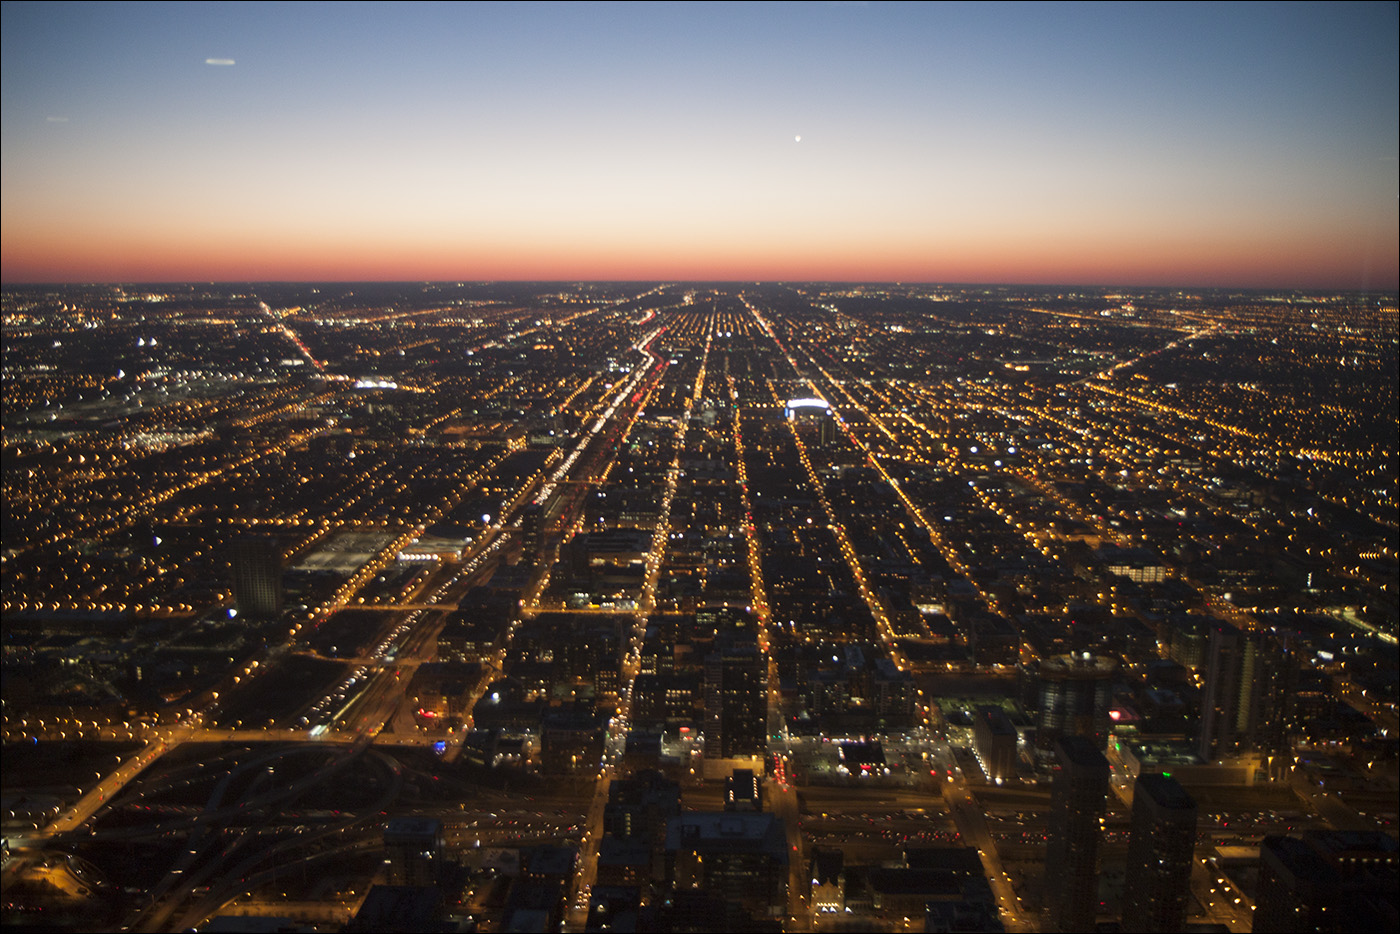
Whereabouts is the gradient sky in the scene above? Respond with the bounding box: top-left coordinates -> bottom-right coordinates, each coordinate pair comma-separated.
3,1 -> 1396,288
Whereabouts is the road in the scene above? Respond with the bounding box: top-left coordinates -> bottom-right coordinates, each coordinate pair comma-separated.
943,780 -> 1036,932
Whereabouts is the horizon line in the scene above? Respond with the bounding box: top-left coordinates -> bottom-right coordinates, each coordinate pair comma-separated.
4,278 -> 1397,296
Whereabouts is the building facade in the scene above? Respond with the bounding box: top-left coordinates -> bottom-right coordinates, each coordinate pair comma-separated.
1123,772 -> 1198,933
1044,735 -> 1110,933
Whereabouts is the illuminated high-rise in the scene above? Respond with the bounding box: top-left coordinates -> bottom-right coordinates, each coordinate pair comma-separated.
1123,772 -> 1197,933
704,644 -> 767,760
1035,652 -> 1117,754
1198,622 -> 1294,763
229,537 -> 283,619
1044,735 -> 1109,933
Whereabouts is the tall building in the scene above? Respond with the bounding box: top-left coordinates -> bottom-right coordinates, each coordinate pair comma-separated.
229,537 -> 283,619
383,817 -> 443,887
972,705 -> 1018,783
1253,831 -> 1398,933
1167,613 -> 1209,670
1035,652 -> 1117,753
664,811 -> 789,918
1123,772 -> 1198,933
1198,622 -> 1293,762
704,644 -> 767,759
522,501 -> 544,555
603,769 -> 681,843
1044,735 -> 1110,933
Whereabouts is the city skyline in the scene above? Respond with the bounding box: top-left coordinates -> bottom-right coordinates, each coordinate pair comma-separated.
3,280 -> 1395,930
4,1 -> 1398,290
3,2 -> 1398,929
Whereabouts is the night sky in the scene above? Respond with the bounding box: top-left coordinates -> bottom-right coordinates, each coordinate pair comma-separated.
3,1 -> 1396,288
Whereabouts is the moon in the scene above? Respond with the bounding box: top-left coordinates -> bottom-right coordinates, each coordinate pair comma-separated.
795,135 -> 802,143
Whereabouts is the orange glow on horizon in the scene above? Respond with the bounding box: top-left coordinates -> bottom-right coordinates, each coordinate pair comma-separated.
6,220 -> 1395,290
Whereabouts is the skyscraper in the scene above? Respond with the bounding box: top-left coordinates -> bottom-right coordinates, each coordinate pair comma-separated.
1198,622 -> 1292,762
1044,735 -> 1110,933
522,501 -> 544,556
383,817 -> 444,887
704,643 -> 767,760
229,537 -> 283,619
1123,772 -> 1198,933
1035,652 -> 1117,754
